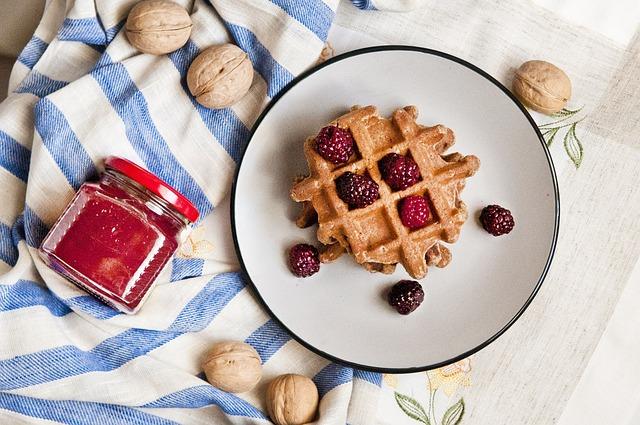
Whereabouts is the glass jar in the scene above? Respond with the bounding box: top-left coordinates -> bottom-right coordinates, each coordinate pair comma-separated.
39,157 -> 199,314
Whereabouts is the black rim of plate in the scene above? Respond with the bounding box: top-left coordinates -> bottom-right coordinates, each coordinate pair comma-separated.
230,45 -> 560,373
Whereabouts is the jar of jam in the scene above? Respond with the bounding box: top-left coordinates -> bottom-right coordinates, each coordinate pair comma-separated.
39,157 -> 199,314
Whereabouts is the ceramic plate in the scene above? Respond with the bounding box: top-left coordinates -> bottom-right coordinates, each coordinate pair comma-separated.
232,46 -> 559,372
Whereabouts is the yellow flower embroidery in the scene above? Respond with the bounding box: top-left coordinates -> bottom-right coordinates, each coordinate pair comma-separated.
427,358 -> 472,397
383,374 -> 398,389
316,42 -> 335,64
178,226 -> 214,259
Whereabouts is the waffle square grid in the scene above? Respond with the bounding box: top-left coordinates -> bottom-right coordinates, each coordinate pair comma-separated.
291,105 -> 480,279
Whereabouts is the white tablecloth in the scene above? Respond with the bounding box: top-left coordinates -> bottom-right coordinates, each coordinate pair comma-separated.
327,1 -> 640,423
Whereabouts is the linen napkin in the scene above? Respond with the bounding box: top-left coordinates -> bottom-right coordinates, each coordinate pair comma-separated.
0,0 -> 423,423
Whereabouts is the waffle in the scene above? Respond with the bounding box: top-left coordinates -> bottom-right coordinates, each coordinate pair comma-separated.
291,105 -> 480,279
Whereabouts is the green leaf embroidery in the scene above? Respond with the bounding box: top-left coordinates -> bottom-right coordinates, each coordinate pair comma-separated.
540,120 -> 582,131
563,122 -> 583,168
441,398 -> 465,425
554,106 -> 583,117
538,106 -> 585,168
542,127 -> 560,147
539,115 -> 575,129
394,392 -> 431,424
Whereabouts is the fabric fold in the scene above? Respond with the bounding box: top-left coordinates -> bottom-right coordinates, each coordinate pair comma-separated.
0,0 -> 432,422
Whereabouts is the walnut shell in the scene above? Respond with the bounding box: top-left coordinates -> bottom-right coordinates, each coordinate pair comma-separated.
125,0 -> 192,55
202,341 -> 262,393
512,60 -> 571,115
187,44 -> 253,109
266,374 -> 319,425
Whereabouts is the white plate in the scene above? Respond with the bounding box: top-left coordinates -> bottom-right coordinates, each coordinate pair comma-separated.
232,46 -> 559,372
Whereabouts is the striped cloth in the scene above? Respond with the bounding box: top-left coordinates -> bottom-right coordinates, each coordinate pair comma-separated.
0,0 -> 422,423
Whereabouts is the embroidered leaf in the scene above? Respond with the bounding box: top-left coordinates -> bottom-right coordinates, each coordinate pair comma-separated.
540,106 -> 583,128
441,398 -> 465,425
539,120 -> 582,131
563,122 -> 583,168
551,106 -> 582,118
394,392 -> 431,424
537,104 -> 586,167
543,127 -> 559,147
571,124 -> 584,167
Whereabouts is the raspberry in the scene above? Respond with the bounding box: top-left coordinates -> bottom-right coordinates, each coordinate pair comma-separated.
314,125 -> 355,165
399,195 -> 431,229
480,205 -> 515,236
387,280 -> 424,315
288,243 -> 320,277
335,172 -> 380,209
379,153 -> 421,191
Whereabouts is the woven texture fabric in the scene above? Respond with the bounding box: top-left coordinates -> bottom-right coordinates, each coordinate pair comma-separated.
331,1 -> 640,423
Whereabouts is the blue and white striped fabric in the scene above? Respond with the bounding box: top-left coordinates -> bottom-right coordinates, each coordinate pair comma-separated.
0,0 -> 421,423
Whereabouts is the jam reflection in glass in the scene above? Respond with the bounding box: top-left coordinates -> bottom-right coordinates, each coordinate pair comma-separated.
39,157 -> 199,314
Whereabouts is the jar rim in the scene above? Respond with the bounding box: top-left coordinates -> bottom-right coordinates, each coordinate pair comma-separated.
104,157 -> 200,223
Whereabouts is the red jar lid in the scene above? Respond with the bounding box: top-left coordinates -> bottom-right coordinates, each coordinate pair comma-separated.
104,157 -> 200,223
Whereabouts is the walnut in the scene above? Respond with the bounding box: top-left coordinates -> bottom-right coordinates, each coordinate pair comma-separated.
266,374 -> 319,425
201,341 -> 262,393
125,0 -> 192,55
512,60 -> 571,115
187,44 -> 253,109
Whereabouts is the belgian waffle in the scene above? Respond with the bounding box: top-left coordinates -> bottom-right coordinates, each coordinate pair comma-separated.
291,105 -> 479,279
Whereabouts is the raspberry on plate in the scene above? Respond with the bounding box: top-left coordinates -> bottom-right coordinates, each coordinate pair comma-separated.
314,125 -> 355,165
399,195 -> 431,229
288,243 -> 320,277
335,172 -> 380,209
387,280 -> 424,315
379,153 -> 421,191
480,205 -> 515,236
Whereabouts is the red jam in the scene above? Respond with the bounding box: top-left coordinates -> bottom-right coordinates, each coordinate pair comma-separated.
39,157 -> 199,314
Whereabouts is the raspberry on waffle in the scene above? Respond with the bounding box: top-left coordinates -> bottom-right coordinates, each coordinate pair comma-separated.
291,105 -> 480,279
